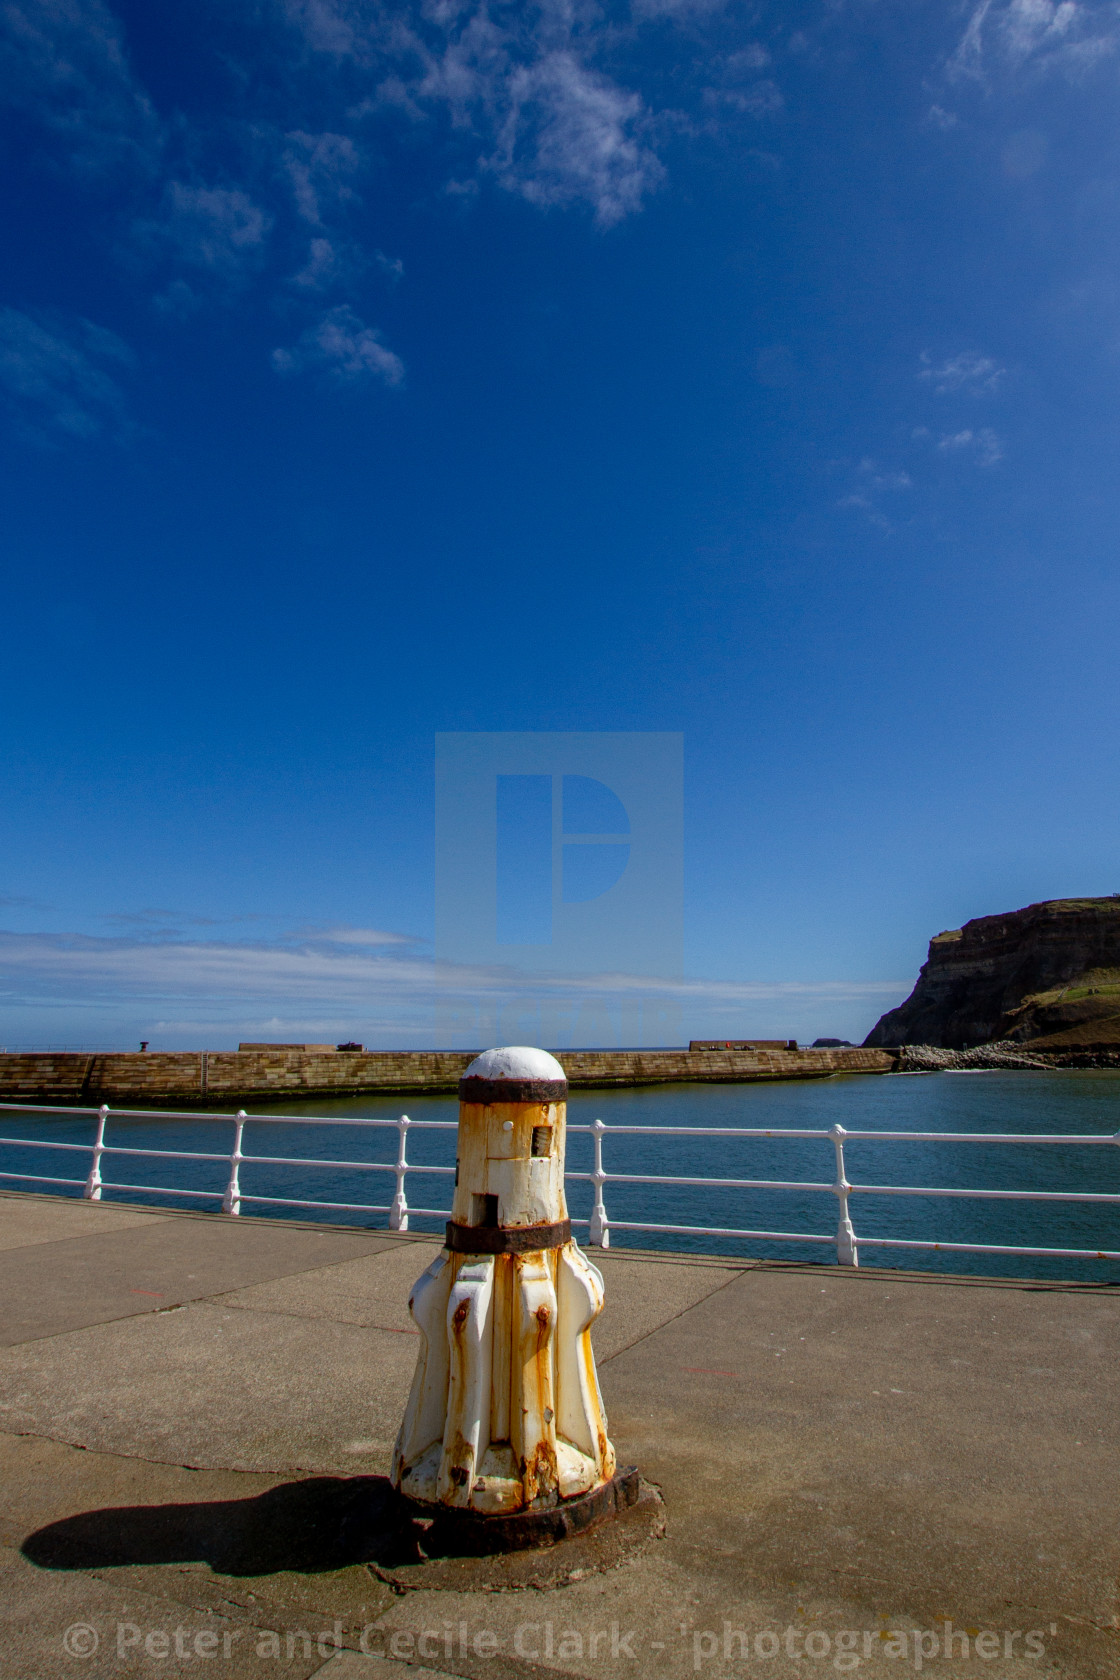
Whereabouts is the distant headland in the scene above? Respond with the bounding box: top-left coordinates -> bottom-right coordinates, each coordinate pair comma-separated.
865,895 -> 1120,1064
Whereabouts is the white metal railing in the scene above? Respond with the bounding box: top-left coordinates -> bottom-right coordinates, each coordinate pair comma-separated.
1,1103 -> 1119,1268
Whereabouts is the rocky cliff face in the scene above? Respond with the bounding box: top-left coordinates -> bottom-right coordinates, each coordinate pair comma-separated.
864,897 -> 1120,1050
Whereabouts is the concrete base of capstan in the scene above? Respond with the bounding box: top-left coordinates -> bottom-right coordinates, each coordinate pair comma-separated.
398,1465 -> 641,1555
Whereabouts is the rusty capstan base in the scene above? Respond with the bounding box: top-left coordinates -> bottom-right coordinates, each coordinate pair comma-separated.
396,1467 -> 641,1555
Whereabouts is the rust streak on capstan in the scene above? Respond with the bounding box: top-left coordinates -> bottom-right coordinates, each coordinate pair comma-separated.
451,1298 -> 470,1331
446,1430 -> 475,1491
526,1437 -> 559,1498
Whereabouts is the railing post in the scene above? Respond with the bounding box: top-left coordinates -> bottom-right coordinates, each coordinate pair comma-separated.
829,1123 -> 858,1266
222,1111 -> 246,1215
589,1117 -> 610,1248
389,1114 -> 410,1231
83,1105 -> 109,1200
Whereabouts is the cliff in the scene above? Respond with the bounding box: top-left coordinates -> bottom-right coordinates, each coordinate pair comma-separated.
864,896 -> 1120,1050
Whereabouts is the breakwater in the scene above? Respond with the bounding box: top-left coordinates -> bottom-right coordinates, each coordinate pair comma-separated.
0,1045 -> 894,1107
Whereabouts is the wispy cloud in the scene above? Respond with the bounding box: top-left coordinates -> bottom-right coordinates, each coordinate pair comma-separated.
0,308 -> 135,444
1,0 -> 796,441
272,305 -> 405,386
281,1 -> 741,226
701,44 -> 783,120
919,351 -> 1006,395
0,925 -> 908,1030
948,0 -> 1120,84
283,129 -> 360,225
937,426 -> 1004,464
139,183 -> 273,311
293,925 -> 420,947
0,0 -> 160,175
288,235 -> 366,292
837,457 -> 912,530
488,51 -> 662,227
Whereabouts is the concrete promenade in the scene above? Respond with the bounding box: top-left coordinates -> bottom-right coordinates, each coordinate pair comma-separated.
0,1192 -> 1116,1680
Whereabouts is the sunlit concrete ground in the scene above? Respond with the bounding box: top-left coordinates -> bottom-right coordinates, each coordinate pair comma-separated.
0,1191 -> 1117,1680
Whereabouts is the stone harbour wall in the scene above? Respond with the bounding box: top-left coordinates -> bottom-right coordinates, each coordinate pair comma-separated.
0,1045 -> 895,1107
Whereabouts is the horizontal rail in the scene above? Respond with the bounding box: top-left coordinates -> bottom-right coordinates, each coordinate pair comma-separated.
856,1235 -> 1120,1260
577,1123 -> 1120,1145
0,1135 -> 92,1153
598,1171 -> 835,1191
98,1181 -> 223,1201
607,1220 -> 837,1243
0,1169 -> 86,1187
1,1101 -> 1119,1274
239,1193 -> 394,1215
0,1102 -> 457,1129
850,1183 -> 1120,1203
239,1155 -> 453,1175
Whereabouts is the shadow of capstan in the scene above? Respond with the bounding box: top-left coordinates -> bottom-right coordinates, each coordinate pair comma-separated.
22,1476 -> 420,1577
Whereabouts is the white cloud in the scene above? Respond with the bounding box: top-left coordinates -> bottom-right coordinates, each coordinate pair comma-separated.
927,103 -> 959,128
281,0 -> 361,56
0,308 -> 134,444
0,925 -> 909,1025
488,51 -> 662,226
703,43 -> 783,119
837,457 -> 912,528
937,426 -> 1004,464
948,0 -> 1120,83
272,305 -> 404,386
282,2 -> 725,226
289,235 -> 361,290
283,129 -> 360,225
0,0 -> 159,175
860,459 -> 912,491
704,80 -> 783,117
919,350 -> 1006,394
631,0 -> 731,16
155,183 -> 273,277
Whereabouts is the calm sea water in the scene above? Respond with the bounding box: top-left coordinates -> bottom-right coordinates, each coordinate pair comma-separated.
3,1071 -> 1120,1282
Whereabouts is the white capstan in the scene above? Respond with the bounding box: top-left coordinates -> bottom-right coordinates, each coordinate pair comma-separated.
462,1046 -> 566,1082
391,1047 -> 616,1518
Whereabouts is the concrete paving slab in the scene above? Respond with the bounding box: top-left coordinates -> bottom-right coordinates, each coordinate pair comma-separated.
0,1303 -> 418,1473
0,1192 -> 167,1252
213,1238 -> 443,1333
0,1215 -> 396,1345
311,1659 -> 460,1680
356,1547 -> 1084,1680
210,1242 -> 743,1359
600,1264 -> 1120,1651
590,1250 -> 746,1360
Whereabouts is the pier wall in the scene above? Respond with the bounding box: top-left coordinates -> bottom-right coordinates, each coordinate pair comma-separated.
0,1045 -> 895,1107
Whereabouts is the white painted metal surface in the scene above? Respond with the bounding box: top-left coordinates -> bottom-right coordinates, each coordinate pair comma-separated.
2,1102 -> 1120,1266
391,1049 -> 615,1514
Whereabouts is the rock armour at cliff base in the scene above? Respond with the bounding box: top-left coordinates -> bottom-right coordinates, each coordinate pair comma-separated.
865,896 -> 1120,1054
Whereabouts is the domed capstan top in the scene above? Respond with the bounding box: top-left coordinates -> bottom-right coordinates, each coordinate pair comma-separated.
459,1045 -> 567,1104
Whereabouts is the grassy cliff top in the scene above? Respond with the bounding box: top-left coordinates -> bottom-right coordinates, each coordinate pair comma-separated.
931,896 -> 1120,945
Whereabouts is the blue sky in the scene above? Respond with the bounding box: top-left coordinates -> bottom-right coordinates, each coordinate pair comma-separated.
2,0 -> 1119,1050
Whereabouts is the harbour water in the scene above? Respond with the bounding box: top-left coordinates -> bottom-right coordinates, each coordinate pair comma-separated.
2,1069 -> 1119,1282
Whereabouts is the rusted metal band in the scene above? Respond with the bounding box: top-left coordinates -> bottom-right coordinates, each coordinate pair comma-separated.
445,1218 -> 571,1255
458,1076 -> 567,1104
